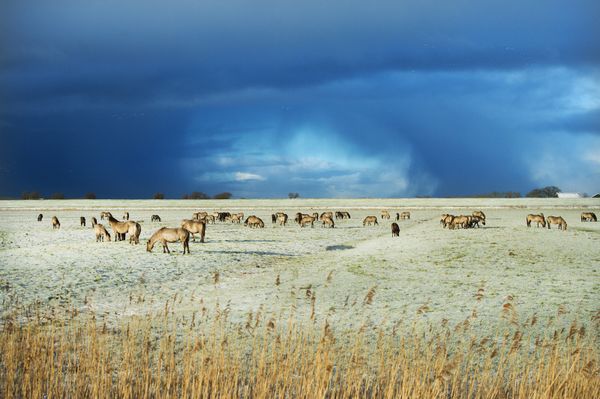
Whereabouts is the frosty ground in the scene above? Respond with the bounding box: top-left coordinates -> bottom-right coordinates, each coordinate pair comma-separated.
1,198 -> 598,333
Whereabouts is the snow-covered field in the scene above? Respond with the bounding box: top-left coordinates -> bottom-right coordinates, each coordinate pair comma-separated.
1,198 -> 599,330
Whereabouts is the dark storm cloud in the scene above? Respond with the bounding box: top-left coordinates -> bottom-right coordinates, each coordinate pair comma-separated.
1,0 -> 599,197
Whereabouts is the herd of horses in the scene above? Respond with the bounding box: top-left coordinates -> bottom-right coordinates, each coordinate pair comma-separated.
36,209 -> 597,254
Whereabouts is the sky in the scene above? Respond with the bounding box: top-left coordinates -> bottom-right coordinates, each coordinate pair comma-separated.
1,0 -> 599,198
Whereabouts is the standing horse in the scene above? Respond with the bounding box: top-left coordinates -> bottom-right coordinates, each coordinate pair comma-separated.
181,219 -> 206,242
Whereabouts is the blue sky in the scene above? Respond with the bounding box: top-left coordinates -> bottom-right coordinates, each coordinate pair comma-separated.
1,0 -> 599,198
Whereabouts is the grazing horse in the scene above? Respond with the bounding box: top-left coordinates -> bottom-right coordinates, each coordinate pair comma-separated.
391,222 -> 400,237
151,214 -> 161,222
468,215 -> 485,228
52,216 -> 60,229
526,213 -> 546,228
547,216 -> 567,230
91,217 -> 98,227
230,214 -> 242,224
106,215 -> 130,241
321,216 -> 335,228
336,211 -> 351,219
147,227 -> 190,254
381,210 -> 391,220
400,211 -> 411,220
80,216 -> 86,227
244,216 -> 265,228
363,216 -> 378,226
472,211 -> 486,223
94,223 -> 111,242
181,219 -> 206,242
37,214 -> 43,222
581,212 -> 597,222
217,212 -> 231,222
300,215 -> 316,228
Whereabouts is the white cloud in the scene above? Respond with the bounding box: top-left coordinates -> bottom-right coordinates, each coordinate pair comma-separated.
234,172 -> 265,181
525,133 -> 600,194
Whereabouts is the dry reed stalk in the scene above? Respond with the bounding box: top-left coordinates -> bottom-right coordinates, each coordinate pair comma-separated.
0,301 -> 599,398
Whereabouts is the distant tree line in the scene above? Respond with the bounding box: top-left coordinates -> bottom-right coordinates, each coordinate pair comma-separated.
180,191 -> 233,200
20,192 -> 97,200
525,186 -> 561,198
462,186 -> 562,199
468,191 -> 522,198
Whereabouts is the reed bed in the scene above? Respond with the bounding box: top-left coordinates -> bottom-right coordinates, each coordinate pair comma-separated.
1,300 -> 599,398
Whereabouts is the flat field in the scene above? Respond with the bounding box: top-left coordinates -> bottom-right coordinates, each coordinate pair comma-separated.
1,198 -> 598,329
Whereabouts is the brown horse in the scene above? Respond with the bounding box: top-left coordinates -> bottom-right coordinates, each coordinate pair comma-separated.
381,210 -> 391,220
147,227 -> 190,254
547,216 -> 567,230
335,211 -> 351,219
123,212 -> 130,221
363,216 -> 378,226
37,214 -> 43,222
294,213 -> 311,225
400,211 -> 411,220
391,222 -> 400,237
181,219 -> 206,242
194,211 -> 208,220
320,211 -> 334,221
440,214 -> 452,227
94,223 -> 111,242
472,211 -> 486,223
244,216 -> 265,228
100,211 -> 112,220
581,212 -> 597,222
229,214 -> 242,224
91,217 -> 98,227
468,215 -> 485,228
107,215 -> 130,241
80,216 -> 86,227
449,215 -> 469,229
526,213 -> 546,228
321,216 -> 335,228
128,221 -> 142,244
52,216 -> 60,229
300,215 -> 316,228
276,213 -> 288,226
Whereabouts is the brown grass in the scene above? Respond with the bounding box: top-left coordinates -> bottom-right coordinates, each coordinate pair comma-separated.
1,301 -> 599,398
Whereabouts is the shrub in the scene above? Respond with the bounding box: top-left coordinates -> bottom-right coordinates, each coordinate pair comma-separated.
213,192 -> 232,199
